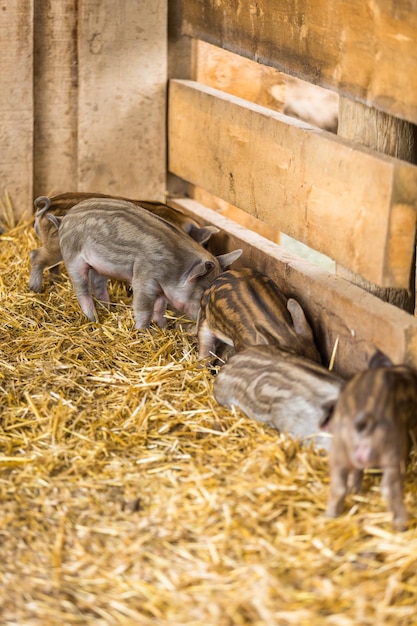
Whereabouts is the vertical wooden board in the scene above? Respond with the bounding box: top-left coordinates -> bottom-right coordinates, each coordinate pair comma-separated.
78,0 -> 167,200
33,0 -> 78,199
0,1 -> 33,220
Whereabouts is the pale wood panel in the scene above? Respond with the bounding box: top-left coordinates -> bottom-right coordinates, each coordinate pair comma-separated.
33,0 -> 78,199
181,0 -> 417,125
168,80 -> 417,290
337,97 -> 417,313
0,1 -> 34,220
194,187 -> 281,245
170,198 -> 417,378
194,41 -> 339,132
78,0 -> 167,199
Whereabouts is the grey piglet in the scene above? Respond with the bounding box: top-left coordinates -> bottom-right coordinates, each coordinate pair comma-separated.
50,198 -> 242,328
28,192 -> 218,293
214,344 -> 344,451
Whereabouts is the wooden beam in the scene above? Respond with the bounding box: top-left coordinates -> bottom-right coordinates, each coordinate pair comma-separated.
169,198 -> 417,378
0,1 -> 34,220
181,0 -> 417,125
168,80 -> 417,289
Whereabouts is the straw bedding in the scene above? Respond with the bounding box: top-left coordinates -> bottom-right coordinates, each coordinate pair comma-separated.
1,211 -> 417,625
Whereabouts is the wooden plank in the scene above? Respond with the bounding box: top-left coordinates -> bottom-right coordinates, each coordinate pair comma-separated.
33,0 -> 78,199
181,0 -> 417,125
168,80 -> 417,289
78,0 -> 167,200
0,1 -> 34,220
337,97 -> 417,314
169,198 -> 417,378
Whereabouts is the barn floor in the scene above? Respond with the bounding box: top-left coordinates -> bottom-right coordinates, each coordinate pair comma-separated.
1,219 -> 417,625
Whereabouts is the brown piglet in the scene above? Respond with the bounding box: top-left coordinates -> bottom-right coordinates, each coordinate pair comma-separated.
326,351 -> 417,530
197,268 -> 321,363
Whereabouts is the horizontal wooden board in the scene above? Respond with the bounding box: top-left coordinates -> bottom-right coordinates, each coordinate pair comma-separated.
168,80 -> 417,289
181,0 -> 417,125
170,198 -> 417,378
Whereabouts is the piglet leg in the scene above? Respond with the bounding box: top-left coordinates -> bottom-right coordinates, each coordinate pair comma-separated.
326,465 -> 350,518
198,319 -> 218,359
131,273 -> 161,329
66,260 -> 99,322
152,295 -> 168,328
89,269 -> 110,304
29,248 -> 61,292
347,468 -> 364,494
380,466 -> 408,531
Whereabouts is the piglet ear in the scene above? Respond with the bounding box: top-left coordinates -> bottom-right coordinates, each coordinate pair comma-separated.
369,349 -> 392,369
187,224 -> 220,245
254,329 -> 271,345
318,400 -> 337,431
216,249 -> 242,269
287,298 -> 314,341
185,259 -> 216,282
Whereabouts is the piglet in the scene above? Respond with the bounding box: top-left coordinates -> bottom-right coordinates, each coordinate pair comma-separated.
213,344 -> 344,451
28,192 -> 217,293
198,268 -> 321,363
326,351 -> 417,530
50,197 -> 241,328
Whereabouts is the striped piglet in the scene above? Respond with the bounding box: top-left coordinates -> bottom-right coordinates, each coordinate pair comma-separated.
48,198 -> 241,328
197,268 -> 321,363
29,192 -> 217,293
326,351 -> 417,530
213,344 -> 344,451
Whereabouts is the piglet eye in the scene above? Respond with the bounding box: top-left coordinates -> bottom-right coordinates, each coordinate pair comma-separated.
354,412 -> 371,433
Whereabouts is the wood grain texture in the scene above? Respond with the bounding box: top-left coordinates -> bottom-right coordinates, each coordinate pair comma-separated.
168,80 -> 417,289
181,0 -> 417,125
78,0 -> 167,199
0,1 -> 34,219
170,198 -> 417,378
337,97 -> 417,313
33,0 -> 78,199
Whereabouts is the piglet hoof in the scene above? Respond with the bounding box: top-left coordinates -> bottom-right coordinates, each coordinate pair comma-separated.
325,501 -> 344,519
134,319 -> 152,331
28,279 -> 42,293
392,512 -> 409,532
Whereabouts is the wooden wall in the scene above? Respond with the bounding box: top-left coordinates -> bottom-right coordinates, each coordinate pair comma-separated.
181,0 -> 417,125
0,2 -> 34,220
1,1 -> 167,220
168,0 -> 417,375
